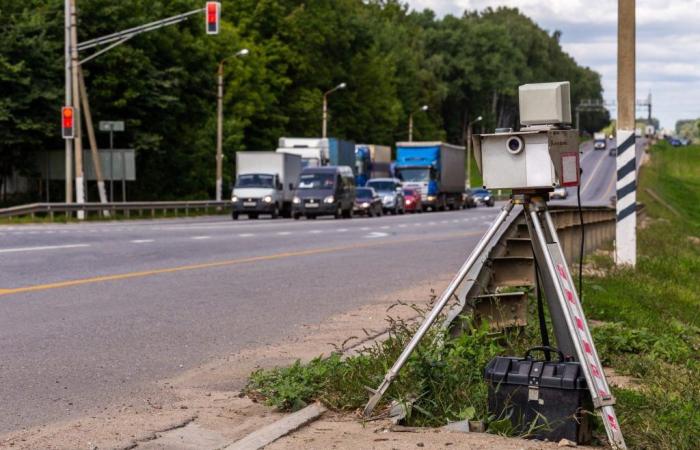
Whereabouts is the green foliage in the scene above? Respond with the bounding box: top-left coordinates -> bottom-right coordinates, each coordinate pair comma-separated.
0,1 -> 606,203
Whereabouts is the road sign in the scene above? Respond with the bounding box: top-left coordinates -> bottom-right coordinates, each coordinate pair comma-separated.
98,121 -> 125,132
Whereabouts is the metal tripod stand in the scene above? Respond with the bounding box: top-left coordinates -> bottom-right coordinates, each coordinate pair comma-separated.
363,193 -> 626,450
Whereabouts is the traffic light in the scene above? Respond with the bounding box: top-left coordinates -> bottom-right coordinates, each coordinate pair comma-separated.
62,106 -> 74,139
205,2 -> 220,35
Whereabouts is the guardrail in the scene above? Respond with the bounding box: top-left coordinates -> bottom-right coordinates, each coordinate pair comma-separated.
0,201 -> 230,220
445,204 -> 616,333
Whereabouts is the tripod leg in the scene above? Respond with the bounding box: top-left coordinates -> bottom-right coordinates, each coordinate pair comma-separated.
362,201 -> 515,418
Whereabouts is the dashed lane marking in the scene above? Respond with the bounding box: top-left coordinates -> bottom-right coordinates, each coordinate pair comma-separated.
0,244 -> 91,254
131,240 -> 154,244
192,236 -> 211,240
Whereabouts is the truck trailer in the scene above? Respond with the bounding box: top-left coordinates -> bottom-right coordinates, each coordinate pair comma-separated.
355,144 -> 392,186
276,137 -> 355,170
394,141 -> 465,211
231,151 -> 302,219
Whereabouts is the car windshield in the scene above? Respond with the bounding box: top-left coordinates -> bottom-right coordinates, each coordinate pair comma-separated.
396,168 -> 430,182
356,188 -> 374,199
235,174 -> 274,188
366,181 -> 396,192
298,173 -> 335,189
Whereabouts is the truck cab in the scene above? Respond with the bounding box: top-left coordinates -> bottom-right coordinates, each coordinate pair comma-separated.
593,132 -> 607,150
232,173 -> 282,219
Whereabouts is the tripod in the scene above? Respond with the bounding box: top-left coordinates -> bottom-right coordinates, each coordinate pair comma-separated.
363,192 -> 626,449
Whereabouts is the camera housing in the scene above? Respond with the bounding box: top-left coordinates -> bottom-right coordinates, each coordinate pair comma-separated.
472,82 -> 580,191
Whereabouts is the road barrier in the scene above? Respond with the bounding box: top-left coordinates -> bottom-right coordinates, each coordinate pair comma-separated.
445,204 -> 616,333
0,200 -> 229,220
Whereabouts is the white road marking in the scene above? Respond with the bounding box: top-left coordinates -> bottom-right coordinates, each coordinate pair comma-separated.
192,236 -> 211,240
0,243 -> 90,254
131,239 -> 154,244
380,226 -> 390,230
238,233 -> 255,237
309,230 -> 322,234
366,232 -> 389,239
276,232 -> 291,236
360,227 -> 370,231
336,228 -> 349,232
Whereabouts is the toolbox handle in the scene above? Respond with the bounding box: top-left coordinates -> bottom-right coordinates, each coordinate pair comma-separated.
525,346 -> 565,362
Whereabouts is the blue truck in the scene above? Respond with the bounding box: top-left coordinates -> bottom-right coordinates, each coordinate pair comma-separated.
394,141 -> 465,211
276,137 -> 355,169
354,144 -> 392,186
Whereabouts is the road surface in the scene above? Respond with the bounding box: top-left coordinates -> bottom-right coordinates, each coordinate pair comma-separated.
0,139 -> 642,434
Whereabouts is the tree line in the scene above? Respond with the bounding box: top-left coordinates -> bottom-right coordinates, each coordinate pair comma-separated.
0,0 -> 609,203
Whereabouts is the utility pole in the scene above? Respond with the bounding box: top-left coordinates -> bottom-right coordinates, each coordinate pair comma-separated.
322,82 -> 346,138
78,67 -> 109,210
466,115 -> 482,188
616,0 -> 637,266
70,0 -> 85,219
64,0 -> 73,204
408,105 -> 428,142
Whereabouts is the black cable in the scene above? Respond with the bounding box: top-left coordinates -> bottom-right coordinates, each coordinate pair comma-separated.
534,258 -> 551,361
577,168 -> 584,303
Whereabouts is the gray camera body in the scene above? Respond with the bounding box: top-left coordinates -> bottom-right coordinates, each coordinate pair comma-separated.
473,82 -> 580,191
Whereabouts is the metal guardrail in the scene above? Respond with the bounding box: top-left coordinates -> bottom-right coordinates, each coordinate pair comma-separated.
0,201 -> 229,220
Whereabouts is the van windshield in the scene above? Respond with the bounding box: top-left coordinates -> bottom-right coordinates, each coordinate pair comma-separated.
298,173 -> 335,189
235,174 -> 274,188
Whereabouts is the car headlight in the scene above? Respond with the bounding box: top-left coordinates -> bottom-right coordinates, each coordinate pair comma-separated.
484,196 -> 491,201
323,195 -> 335,204
293,196 -> 301,204
427,195 -> 436,201
361,202 -> 370,208
231,196 -> 239,203
263,196 -> 273,203
406,199 -> 412,205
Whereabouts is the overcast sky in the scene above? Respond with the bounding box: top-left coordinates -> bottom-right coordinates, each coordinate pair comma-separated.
404,0 -> 699,130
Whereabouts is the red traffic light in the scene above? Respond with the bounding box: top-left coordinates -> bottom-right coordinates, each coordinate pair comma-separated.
206,2 -> 220,35
62,106 -> 74,139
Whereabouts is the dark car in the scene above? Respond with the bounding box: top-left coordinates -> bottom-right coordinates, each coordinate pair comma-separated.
471,188 -> 495,207
463,189 -> 477,208
354,187 -> 383,217
608,146 -> 617,156
292,166 -> 355,219
403,188 -> 422,213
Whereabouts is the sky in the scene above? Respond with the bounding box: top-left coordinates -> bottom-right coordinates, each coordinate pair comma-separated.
404,0 -> 700,130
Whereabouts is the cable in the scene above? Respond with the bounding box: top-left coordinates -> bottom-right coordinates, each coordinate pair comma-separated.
577,168 -> 584,303
534,258 -> 551,361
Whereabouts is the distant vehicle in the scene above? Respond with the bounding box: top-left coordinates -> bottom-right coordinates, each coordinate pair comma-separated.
354,187 -> 383,217
292,166 -> 355,220
608,146 -> 617,156
463,189 -> 477,208
231,152 -> 301,220
593,132 -> 607,150
549,186 -> 568,200
366,178 -> 405,214
402,188 -> 423,213
355,144 -> 392,187
671,138 -> 683,147
394,141 -> 465,211
277,137 -> 355,169
471,188 -> 495,207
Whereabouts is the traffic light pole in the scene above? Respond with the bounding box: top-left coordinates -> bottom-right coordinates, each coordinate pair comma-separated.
70,0 -> 86,219
64,0 -> 73,205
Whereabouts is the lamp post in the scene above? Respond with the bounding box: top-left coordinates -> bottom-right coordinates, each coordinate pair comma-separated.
408,105 -> 429,142
466,115 -> 483,188
216,48 -> 249,202
322,82 -> 346,138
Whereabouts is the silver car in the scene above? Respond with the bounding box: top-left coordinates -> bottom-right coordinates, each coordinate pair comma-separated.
365,178 -> 405,214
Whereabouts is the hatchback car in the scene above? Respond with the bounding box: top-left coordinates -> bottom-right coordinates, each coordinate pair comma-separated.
471,188 -> 495,207
354,187 -> 383,217
366,178 -> 405,214
403,188 -> 422,213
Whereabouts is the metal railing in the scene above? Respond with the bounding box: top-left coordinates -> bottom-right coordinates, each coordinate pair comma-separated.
0,200 -> 229,220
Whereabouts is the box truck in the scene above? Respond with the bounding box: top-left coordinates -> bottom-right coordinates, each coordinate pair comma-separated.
231,151 -> 301,219
355,144 -> 392,186
394,141 -> 465,211
276,137 -> 355,169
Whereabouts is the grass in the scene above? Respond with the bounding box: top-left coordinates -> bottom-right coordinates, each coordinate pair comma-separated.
246,141 -> 700,449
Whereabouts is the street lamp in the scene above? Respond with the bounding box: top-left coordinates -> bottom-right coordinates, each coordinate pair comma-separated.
322,82 -> 346,138
408,105 -> 429,142
466,115 -> 483,188
216,48 -> 249,202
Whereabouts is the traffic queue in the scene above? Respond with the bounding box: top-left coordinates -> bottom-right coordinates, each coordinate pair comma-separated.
230,137 -> 495,220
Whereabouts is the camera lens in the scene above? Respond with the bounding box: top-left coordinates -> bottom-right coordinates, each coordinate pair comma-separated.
505,136 -> 524,154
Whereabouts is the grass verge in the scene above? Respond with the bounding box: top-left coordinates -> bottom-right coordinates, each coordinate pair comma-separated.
246,141 -> 700,449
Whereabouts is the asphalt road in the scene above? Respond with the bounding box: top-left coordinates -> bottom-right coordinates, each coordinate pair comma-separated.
0,139 -> 642,434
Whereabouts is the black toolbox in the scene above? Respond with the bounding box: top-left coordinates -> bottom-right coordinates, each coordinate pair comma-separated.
484,347 -> 593,444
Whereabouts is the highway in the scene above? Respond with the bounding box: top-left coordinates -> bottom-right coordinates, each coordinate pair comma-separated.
0,139 -> 642,435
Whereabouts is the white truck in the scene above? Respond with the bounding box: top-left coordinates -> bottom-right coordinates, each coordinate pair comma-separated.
231,151 -> 302,220
593,132 -> 607,150
276,137 -> 355,169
